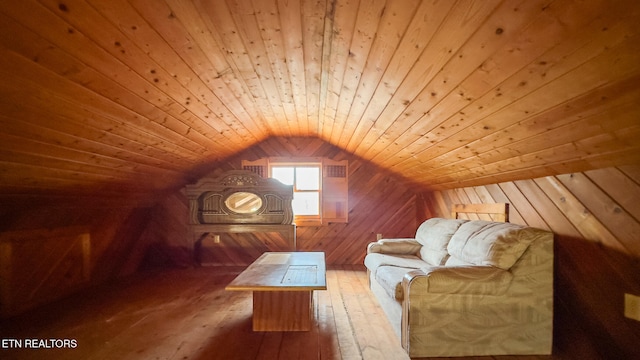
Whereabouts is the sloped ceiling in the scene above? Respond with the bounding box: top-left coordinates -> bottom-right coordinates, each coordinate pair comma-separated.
1,0 -> 639,199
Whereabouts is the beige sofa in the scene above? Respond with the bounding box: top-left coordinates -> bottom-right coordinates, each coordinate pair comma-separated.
364,218 -> 553,357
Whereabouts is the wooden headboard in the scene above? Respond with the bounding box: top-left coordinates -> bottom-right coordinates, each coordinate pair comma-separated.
185,169 -> 294,225
451,203 -> 509,223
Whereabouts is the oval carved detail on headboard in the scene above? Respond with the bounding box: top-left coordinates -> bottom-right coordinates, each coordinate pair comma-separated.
185,170 -> 294,224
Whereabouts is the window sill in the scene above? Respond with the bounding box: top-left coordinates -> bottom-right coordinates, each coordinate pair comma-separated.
294,218 -> 322,227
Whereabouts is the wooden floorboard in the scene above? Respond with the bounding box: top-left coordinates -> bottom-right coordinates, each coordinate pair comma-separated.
1,265 -> 565,360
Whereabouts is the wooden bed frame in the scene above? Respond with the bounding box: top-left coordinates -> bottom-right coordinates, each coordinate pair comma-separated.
451,203 -> 509,223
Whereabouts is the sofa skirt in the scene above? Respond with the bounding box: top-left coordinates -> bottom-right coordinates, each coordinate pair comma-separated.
368,270 -> 403,339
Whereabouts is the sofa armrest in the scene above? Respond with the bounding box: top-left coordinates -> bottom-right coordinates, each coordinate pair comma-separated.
367,238 -> 421,255
403,265 -> 513,296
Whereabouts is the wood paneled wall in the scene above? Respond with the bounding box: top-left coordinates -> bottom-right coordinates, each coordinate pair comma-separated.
0,197 -> 155,316
4,135 -> 638,358
0,226 -> 90,317
0,136 -> 418,316
419,165 -> 640,358
158,137 -> 418,266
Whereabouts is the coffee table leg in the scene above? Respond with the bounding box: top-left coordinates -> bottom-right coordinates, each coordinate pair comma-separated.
252,291 -> 313,331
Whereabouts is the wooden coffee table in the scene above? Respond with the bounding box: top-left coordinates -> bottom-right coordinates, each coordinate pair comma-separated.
225,252 -> 326,331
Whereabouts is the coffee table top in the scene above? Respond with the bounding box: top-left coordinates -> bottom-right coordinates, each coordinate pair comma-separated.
226,252 -> 326,291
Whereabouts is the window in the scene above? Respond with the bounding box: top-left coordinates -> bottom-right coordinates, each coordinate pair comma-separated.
242,157 -> 348,226
271,164 -> 321,217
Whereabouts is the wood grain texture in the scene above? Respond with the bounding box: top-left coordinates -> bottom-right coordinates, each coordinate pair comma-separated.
226,252 -> 326,291
225,252 -> 323,331
0,196 -> 163,317
252,290 -> 313,331
176,137 -> 418,266
0,226 -> 90,317
420,165 -> 640,359
0,0 -> 638,352
451,202 -> 508,222
0,0 -> 638,198
0,265 -> 566,360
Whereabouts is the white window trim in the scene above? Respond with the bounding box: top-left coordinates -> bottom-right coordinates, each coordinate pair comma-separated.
268,158 -> 322,226
241,157 -> 349,226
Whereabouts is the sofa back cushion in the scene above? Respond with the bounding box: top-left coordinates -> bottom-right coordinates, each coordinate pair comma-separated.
446,221 -> 546,270
415,218 -> 467,266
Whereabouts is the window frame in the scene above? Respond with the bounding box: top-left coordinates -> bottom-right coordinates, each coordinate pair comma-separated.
269,159 -> 323,226
241,157 -> 348,226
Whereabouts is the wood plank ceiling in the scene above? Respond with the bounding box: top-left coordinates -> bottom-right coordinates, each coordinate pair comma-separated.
1,0 -> 639,198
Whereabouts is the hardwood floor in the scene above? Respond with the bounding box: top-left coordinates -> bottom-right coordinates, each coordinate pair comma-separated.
1,266 -> 564,360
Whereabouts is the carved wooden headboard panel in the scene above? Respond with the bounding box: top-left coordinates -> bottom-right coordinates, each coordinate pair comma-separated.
185,170 -> 294,225
451,203 -> 509,223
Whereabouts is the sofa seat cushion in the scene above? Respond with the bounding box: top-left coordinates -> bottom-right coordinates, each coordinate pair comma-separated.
364,253 -> 426,273
447,221 -> 539,270
365,253 -> 427,301
407,266 -> 514,295
415,218 -> 467,266
375,265 -> 416,301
